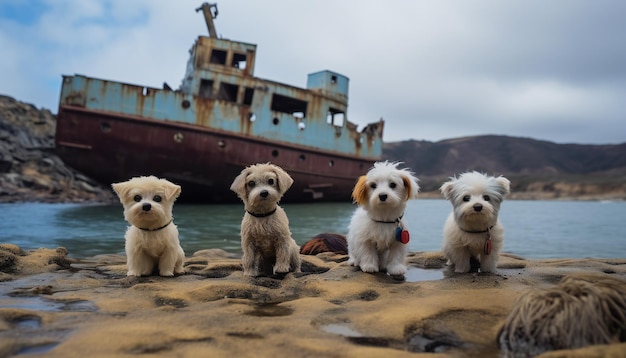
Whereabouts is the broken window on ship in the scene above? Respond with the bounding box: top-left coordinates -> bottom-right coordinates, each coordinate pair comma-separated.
232,53 -> 247,70
199,79 -> 214,98
243,87 -> 254,106
271,94 -> 308,119
210,49 -> 227,65
327,108 -> 345,127
217,83 -> 238,102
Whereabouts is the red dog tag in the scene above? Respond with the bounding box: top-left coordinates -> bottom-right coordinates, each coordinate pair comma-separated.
396,227 -> 410,244
484,237 -> 492,255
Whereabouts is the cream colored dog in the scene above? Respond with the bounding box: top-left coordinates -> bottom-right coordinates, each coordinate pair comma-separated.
112,176 -> 185,277
440,171 -> 510,273
230,163 -> 301,277
346,161 -> 420,276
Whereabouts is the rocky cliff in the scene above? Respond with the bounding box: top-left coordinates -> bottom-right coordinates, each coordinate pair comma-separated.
0,95 -> 115,203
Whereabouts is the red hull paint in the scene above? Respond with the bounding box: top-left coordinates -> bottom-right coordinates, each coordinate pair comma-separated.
55,106 -> 374,203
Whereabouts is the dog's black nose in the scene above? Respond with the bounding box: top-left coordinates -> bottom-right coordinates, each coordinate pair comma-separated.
142,203 -> 152,211
473,203 -> 483,212
260,190 -> 269,198
379,194 -> 387,202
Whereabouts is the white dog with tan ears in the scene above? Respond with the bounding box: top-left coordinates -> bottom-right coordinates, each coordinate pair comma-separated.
230,163 -> 301,277
112,176 -> 185,277
346,161 -> 420,277
440,171 -> 510,273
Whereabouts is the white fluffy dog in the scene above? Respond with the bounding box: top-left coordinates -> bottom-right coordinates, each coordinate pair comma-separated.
112,176 -> 185,277
346,161 -> 420,276
440,171 -> 510,273
230,163 -> 301,277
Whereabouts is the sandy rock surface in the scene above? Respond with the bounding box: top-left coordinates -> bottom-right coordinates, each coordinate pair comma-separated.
1,244 -> 625,357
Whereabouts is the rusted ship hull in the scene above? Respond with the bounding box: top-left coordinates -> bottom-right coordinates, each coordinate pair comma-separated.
56,106 -> 373,203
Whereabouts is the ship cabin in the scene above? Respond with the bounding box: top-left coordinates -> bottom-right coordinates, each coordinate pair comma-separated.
177,6 -> 383,159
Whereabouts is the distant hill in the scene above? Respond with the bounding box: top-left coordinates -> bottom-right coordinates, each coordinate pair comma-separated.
382,136 -> 626,199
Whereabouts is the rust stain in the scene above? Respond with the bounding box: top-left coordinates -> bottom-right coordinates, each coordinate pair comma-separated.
240,106 -> 252,135
194,98 -> 216,127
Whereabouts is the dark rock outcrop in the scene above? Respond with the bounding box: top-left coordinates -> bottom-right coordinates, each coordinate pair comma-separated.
0,95 -> 115,203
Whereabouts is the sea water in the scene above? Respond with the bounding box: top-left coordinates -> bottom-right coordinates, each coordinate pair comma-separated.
0,200 -> 624,259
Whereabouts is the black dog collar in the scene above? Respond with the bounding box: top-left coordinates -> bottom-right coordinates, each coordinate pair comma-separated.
459,225 -> 494,234
246,208 -> 277,218
370,213 -> 404,224
136,219 -> 173,232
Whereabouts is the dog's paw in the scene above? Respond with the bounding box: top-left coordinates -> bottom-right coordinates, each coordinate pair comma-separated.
127,270 -> 141,277
274,266 -> 291,275
479,263 -> 496,273
273,264 -> 291,274
243,270 -> 258,277
359,263 -> 379,273
448,259 -> 470,273
159,271 -> 175,277
386,264 -> 407,276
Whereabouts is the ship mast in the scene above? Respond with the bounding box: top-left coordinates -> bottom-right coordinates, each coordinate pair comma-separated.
195,3 -> 219,38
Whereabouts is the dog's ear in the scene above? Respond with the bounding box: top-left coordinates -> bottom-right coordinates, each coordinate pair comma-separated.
440,180 -> 454,201
111,181 -> 130,202
495,176 -> 511,197
272,165 -> 294,195
230,168 -> 250,199
351,175 -> 368,205
401,172 -> 420,200
162,179 -> 181,201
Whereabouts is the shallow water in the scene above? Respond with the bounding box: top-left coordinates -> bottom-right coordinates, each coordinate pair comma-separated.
405,267 -> 445,282
321,324 -> 362,337
1,200 -> 625,259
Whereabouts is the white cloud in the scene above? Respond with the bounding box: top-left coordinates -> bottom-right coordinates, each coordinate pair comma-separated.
0,0 -> 625,144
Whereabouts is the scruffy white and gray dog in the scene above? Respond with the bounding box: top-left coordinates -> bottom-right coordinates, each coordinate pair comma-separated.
440,171 -> 510,273
347,161 -> 420,276
230,163 -> 301,277
112,175 -> 185,277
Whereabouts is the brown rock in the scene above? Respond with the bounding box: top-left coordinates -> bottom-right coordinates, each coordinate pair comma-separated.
0,245 -> 624,357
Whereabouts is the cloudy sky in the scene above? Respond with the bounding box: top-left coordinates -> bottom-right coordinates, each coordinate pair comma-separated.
1,0 -> 625,144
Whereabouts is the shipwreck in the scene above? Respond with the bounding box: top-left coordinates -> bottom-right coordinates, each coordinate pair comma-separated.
55,3 -> 384,203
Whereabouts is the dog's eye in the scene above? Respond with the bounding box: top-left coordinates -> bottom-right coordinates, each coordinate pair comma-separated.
133,195 -> 142,202
462,195 -> 470,202
483,195 -> 490,201
153,195 -> 162,202
247,180 -> 255,188
370,183 -> 377,189
268,178 -> 274,185
389,182 -> 397,189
